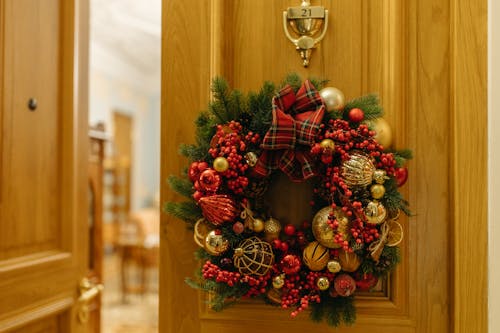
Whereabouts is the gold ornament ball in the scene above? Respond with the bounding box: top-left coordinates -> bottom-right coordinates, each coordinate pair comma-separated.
252,218 -> 265,233
233,237 -> 274,276
272,275 -> 285,289
372,118 -> 393,148
245,152 -> 258,167
264,218 -> 282,242
320,138 -> 335,150
319,87 -> 345,112
373,169 -> 387,184
213,157 -> 229,172
204,230 -> 229,256
364,201 -> 387,225
370,184 -> 386,199
316,277 -> 330,291
303,241 -> 330,271
338,249 -> 361,272
327,260 -> 342,273
341,153 -> 375,187
312,206 -> 349,248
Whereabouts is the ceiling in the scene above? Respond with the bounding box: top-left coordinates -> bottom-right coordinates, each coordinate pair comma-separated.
90,0 -> 161,94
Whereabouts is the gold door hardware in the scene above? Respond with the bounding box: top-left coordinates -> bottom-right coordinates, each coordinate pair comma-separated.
77,277 -> 103,324
282,0 -> 329,67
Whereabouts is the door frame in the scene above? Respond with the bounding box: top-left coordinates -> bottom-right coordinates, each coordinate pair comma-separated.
160,1 -> 488,332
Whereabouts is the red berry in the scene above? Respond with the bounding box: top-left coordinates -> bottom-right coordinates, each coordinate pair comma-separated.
272,239 -> 282,249
284,224 -> 296,236
280,242 -> 289,252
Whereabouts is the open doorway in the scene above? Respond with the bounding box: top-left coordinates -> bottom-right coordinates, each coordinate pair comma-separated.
88,0 -> 161,332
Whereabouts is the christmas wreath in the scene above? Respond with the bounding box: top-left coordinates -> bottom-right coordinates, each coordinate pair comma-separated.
165,74 -> 411,326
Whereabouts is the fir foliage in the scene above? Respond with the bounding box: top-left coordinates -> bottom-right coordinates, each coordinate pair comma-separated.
383,178 -> 411,216
246,81 -> 275,136
167,175 -> 194,199
344,94 -> 384,119
309,296 -> 356,326
163,201 -> 201,224
390,148 -> 413,168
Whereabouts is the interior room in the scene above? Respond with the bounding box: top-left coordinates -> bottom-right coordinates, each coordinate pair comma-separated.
88,0 -> 160,332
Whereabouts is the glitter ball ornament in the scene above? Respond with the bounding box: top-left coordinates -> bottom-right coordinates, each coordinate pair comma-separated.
338,249 -> 361,272
245,152 -> 258,167
198,169 -> 221,192
312,207 -> 349,248
213,156 -> 229,172
272,274 -> 285,289
373,169 -> 388,184
316,277 -> 330,291
334,274 -> 357,297
199,195 -> 239,225
233,237 -> 274,276
303,241 -> 330,271
364,201 -> 387,225
264,218 -> 282,242
327,260 -> 342,273
319,87 -> 345,111
204,230 -> 229,256
341,153 -> 375,187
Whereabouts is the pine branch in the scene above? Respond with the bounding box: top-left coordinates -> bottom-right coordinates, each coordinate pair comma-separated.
210,77 -> 232,123
389,148 -> 413,167
344,94 -> 384,119
280,72 -> 302,92
383,178 -> 411,216
309,77 -> 329,90
163,201 -> 202,223
167,175 -> 194,199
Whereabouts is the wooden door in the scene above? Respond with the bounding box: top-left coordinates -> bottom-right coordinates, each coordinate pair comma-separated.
0,0 -> 90,332
161,1 -> 487,333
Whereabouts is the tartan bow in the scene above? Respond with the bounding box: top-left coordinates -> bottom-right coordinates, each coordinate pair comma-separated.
254,80 -> 325,182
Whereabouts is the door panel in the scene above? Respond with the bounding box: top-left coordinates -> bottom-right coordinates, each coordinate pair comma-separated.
161,0 -> 487,332
0,0 -> 89,332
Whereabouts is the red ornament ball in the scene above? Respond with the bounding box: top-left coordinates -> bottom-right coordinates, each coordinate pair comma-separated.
355,273 -> 378,291
395,167 -> 408,187
280,242 -> 289,252
284,224 -> 296,236
348,108 -> 365,123
334,274 -> 357,297
272,239 -> 282,249
232,221 -> 245,234
281,254 -> 301,275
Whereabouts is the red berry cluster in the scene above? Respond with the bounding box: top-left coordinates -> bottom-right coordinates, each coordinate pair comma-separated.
208,121 -> 249,194
201,261 -> 269,297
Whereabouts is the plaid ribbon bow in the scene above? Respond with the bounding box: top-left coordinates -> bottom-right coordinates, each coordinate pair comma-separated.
254,80 -> 325,182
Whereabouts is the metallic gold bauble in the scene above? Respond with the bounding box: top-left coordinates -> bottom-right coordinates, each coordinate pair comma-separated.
320,138 -> 335,150
316,277 -> 330,291
303,241 -> 330,271
204,230 -> 229,256
371,118 -> 393,148
264,218 -> 282,242
338,249 -> 361,272
252,218 -> 265,233
364,201 -> 387,225
370,184 -> 386,199
213,157 -> 229,172
319,87 -> 345,111
373,169 -> 388,184
272,274 -> 285,289
327,260 -> 342,273
341,153 -> 375,187
312,206 -> 349,248
245,152 -> 258,167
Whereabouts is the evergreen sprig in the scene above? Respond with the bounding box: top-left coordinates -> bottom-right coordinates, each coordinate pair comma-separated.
163,201 -> 201,224
344,94 -> 384,119
309,296 -> 356,326
167,175 -> 194,199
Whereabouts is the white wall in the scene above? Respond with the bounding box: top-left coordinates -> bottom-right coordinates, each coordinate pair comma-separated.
89,68 -> 160,211
489,0 -> 499,331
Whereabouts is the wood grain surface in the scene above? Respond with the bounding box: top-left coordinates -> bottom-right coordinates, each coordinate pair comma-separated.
161,0 -> 488,332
